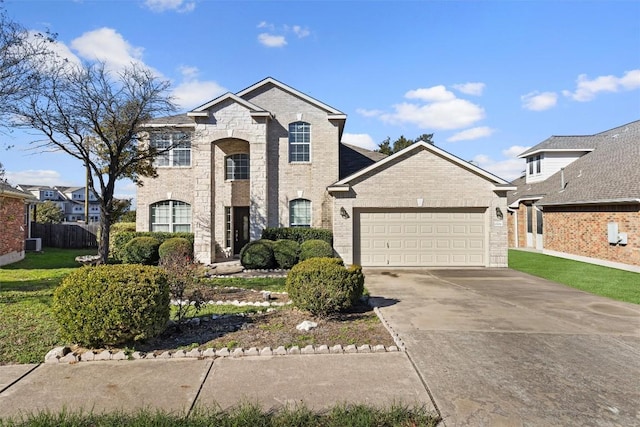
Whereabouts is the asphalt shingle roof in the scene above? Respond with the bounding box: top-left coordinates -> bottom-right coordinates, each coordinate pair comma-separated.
339,143 -> 387,179
508,120 -> 640,206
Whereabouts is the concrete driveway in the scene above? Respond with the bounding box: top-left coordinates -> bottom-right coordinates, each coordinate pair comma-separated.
365,268 -> 640,427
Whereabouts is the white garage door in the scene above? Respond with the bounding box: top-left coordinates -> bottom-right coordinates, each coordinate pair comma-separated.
358,209 -> 486,267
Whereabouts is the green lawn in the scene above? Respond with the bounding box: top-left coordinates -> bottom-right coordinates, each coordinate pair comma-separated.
509,249 -> 640,304
203,277 -> 287,292
0,248 -> 95,365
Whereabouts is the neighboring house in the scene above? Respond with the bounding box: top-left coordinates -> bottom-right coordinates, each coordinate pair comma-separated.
507,120 -> 640,270
0,182 -> 36,266
137,77 -> 514,267
16,184 -> 101,223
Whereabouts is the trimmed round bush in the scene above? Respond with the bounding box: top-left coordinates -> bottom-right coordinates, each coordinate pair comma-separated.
286,257 -> 365,315
122,236 -> 161,265
299,239 -> 334,261
52,264 -> 170,347
273,239 -> 300,269
159,237 -> 193,264
240,239 -> 275,269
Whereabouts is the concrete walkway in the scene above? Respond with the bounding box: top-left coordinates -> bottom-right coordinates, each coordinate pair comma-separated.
0,353 -> 434,419
365,268 -> 640,427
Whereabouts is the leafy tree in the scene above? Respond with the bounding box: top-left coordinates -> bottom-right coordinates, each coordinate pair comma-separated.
117,209 -> 136,223
36,200 -> 64,224
10,61 -> 177,264
0,161 -> 5,183
376,133 -> 435,155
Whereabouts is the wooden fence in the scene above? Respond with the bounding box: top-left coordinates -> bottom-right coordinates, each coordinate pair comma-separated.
31,222 -> 99,249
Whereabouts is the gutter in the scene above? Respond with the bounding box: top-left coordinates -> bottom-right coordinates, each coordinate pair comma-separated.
538,198 -> 640,207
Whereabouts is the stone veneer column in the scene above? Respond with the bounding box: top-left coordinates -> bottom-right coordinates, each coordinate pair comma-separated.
249,130 -> 268,240
193,131 -> 213,264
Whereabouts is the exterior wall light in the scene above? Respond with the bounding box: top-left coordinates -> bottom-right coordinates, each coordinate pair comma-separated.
495,207 -> 504,220
340,207 -> 350,219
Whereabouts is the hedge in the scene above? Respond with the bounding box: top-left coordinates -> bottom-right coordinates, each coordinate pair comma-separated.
273,239 -> 301,269
261,227 -> 332,245
300,239 -> 334,261
240,239 -> 275,269
111,231 -> 194,262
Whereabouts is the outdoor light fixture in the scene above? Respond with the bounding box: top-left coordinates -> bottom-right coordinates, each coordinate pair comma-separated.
340,207 -> 350,219
495,207 -> 504,220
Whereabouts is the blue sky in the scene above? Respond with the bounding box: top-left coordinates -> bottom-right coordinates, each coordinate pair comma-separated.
2,0 -> 639,204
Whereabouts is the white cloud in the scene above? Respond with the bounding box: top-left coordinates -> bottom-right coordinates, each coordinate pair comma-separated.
257,21 -> 274,30
341,133 -> 378,151
144,0 -> 195,13
356,108 -> 383,118
380,98 -> 485,130
258,33 -> 287,48
521,91 -> 558,111
5,169 -> 73,187
172,66 -> 226,110
453,82 -> 485,96
70,27 -> 145,71
562,69 -> 640,101
447,126 -> 494,142
471,144 -> 531,181
292,25 -> 310,38
405,85 -> 455,102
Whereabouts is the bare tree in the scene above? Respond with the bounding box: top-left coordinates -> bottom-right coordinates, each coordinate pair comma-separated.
12,61 -> 177,263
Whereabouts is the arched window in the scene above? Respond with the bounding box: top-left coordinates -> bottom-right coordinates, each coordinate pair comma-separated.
225,153 -> 250,180
289,199 -> 311,227
288,122 -> 310,162
150,200 -> 191,232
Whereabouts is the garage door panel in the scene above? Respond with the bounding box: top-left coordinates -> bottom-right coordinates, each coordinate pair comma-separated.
359,209 -> 486,267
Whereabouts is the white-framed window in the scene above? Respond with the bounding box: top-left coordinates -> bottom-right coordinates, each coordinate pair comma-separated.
150,132 -> 191,167
527,154 -> 541,176
150,200 -> 191,232
288,122 -> 310,162
289,198 -> 311,227
225,153 -> 250,180
43,190 -> 54,199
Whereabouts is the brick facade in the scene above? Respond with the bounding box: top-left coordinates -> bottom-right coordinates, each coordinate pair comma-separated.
0,195 -> 27,266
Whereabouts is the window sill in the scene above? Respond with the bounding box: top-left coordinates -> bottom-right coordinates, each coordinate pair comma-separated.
288,161 -> 312,165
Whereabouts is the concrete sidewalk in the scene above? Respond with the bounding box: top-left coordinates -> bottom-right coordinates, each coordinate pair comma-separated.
0,353 -> 436,419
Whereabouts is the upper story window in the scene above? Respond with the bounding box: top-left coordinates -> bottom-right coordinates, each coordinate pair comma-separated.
527,155 -> 541,176
43,190 -> 55,199
289,198 -> 311,227
150,200 -> 192,232
288,122 -> 310,162
225,153 -> 250,180
150,132 -> 191,167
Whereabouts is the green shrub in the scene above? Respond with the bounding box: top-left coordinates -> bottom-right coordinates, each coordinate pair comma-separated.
111,222 -> 136,234
122,236 -> 161,265
262,227 -> 333,245
273,239 -> 300,269
159,237 -> 193,264
299,239 -> 334,261
111,231 -> 194,262
52,264 -> 170,347
240,239 -> 275,269
286,257 -> 364,315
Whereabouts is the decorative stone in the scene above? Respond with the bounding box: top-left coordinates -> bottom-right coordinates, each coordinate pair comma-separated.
187,348 -> 202,358
388,346 -> 399,352
157,351 -> 172,359
296,320 -> 318,332
357,345 -> 371,353
245,347 -> 259,356
81,351 -> 96,361
274,346 -> 287,355
216,347 -> 230,357
44,346 -> 69,363
301,345 -> 315,354
262,291 -> 272,301
315,345 -> 329,354
202,348 -> 216,358
211,315 -> 220,320
287,346 -> 300,355
232,348 -> 244,357
95,350 -> 112,361
374,345 -> 387,353
60,352 -> 78,363
172,350 -> 187,358
131,351 -> 146,359
190,318 -> 201,327
260,347 -> 273,356
344,345 -> 358,354
111,351 -> 127,360
330,345 -> 343,354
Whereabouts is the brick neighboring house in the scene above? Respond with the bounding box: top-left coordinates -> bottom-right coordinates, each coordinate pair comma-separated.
507,120 -> 640,271
137,77 -> 514,267
0,182 -> 35,266
16,184 -> 101,223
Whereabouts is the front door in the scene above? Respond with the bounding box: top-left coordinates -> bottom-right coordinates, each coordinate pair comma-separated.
233,206 -> 250,255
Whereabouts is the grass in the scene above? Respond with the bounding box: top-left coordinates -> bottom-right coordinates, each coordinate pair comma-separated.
0,248 -> 96,365
509,249 -> 640,304
203,277 -> 287,293
0,403 -> 440,427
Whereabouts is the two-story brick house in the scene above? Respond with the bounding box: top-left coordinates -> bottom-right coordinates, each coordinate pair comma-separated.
137,77 -> 514,267
0,182 -> 35,266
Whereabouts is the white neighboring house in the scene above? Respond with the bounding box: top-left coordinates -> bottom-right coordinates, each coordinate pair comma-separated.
16,184 -> 101,223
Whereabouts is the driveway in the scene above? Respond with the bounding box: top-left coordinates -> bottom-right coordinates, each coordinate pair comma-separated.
365,268 -> 640,427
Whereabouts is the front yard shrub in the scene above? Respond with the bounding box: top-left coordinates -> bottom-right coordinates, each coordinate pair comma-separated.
160,252 -> 204,324
122,236 -> 161,265
51,264 -> 170,347
286,257 -> 364,315
159,237 -> 193,264
273,239 -> 300,269
262,227 -> 333,245
299,239 -> 334,261
110,231 -> 194,262
240,239 -> 275,269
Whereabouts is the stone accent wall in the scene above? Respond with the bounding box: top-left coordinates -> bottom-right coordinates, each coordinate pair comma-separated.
543,204 -> 640,267
332,148 -> 509,267
0,196 -> 26,266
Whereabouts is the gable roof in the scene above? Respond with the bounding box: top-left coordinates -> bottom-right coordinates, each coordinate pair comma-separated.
339,143 -> 387,179
189,92 -> 271,117
331,140 -> 515,190
508,120 -> 640,207
145,113 -> 194,127
0,182 -> 37,200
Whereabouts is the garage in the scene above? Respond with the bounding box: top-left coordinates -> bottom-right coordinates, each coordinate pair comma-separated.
357,208 -> 486,267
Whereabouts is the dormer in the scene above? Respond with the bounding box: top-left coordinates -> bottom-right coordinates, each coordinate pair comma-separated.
519,136 -> 595,184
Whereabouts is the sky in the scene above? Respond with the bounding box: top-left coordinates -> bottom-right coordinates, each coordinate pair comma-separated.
1,0 -> 639,206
